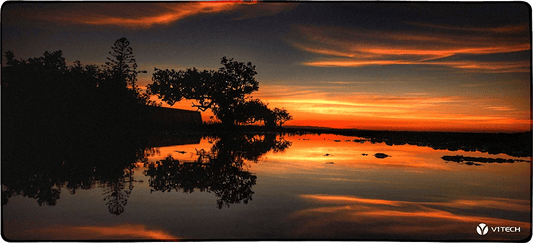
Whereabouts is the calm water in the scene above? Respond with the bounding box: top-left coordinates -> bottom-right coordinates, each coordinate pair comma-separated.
2,133 -> 531,241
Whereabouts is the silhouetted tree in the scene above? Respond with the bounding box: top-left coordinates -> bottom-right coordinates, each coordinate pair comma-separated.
103,38 -> 142,90
273,107 -> 293,127
2,39 -> 157,140
233,99 -> 275,127
149,57 -> 270,126
101,37 -> 157,108
2,50 -> 90,141
149,57 -> 293,127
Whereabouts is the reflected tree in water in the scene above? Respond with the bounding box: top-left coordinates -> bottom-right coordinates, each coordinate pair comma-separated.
1,173 -> 62,206
93,146 -> 153,215
1,131 -> 150,216
144,133 -> 291,209
144,154 -> 257,209
101,167 -> 135,215
1,37 -> 295,214
210,133 -> 291,164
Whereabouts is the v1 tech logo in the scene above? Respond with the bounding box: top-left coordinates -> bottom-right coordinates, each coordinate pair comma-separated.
477,223 -> 489,235
476,223 -> 521,236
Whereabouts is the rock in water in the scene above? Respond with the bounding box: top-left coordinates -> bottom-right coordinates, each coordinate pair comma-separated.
374,153 -> 390,159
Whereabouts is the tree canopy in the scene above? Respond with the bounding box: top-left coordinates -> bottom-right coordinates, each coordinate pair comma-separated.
102,37 -> 154,106
3,38 -> 291,130
148,57 -> 292,127
2,37 -> 156,138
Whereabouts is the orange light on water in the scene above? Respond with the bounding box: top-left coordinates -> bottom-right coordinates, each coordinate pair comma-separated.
290,194 -> 531,240
23,224 -> 179,240
74,224 -> 178,240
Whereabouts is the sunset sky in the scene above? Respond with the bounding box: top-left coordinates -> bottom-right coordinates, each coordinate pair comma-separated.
2,2 -> 531,132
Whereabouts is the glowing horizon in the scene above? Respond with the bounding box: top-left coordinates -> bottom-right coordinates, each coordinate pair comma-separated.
149,83 -> 530,132
2,2 -> 530,133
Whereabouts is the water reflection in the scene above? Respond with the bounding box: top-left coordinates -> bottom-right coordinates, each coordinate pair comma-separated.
144,133 -> 291,209
442,155 -> 530,166
290,194 -> 530,240
303,130 -> 532,157
2,129 -> 192,213
22,224 -> 178,240
101,168 -> 134,215
2,130 -> 530,241
2,135 -> 146,214
2,131 -> 291,212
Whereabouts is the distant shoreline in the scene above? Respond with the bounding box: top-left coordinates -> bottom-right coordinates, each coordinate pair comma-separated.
189,124 -> 532,158
195,123 -> 532,136
282,125 -> 532,135
284,127 -> 531,158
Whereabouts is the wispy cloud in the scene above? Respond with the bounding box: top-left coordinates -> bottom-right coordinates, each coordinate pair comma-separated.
288,24 -> 530,73
485,106 -> 515,111
318,81 -> 353,84
407,22 -> 529,34
11,2 -> 296,28
42,3 -> 240,28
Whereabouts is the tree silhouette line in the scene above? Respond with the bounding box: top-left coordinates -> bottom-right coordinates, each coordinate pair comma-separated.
2,38 -> 160,160
148,56 -> 292,127
3,37 -> 292,137
2,37 -> 294,215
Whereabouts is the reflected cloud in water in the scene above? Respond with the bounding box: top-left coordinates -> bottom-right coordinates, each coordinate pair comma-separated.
16,224 -> 178,241
289,194 -> 530,240
2,130 -> 530,241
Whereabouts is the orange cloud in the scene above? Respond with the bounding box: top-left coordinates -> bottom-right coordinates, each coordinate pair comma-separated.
486,106 -> 515,111
288,24 -> 530,73
303,59 -> 530,73
73,3 -> 240,28
12,2 -> 246,28
13,2 -> 297,28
